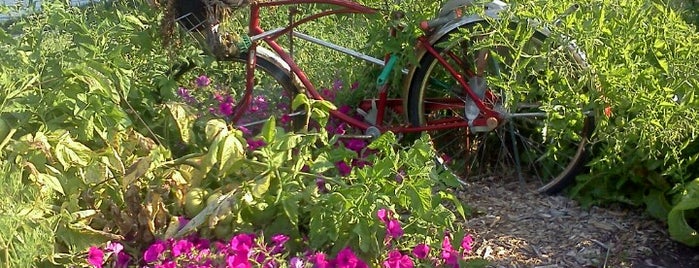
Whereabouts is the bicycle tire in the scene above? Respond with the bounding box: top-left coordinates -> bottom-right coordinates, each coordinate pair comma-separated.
175,50 -> 304,136
406,21 -> 595,194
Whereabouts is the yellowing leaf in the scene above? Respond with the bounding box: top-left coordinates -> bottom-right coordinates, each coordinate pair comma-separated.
122,157 -> 151,188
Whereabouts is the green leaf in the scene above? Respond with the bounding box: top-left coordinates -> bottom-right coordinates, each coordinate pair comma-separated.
668,178 -> 699,247
261,116 -> 276,143
312,99 -> 337,111
218,133 -> 245,175
35,173 -> 65,195
54,133 -> 93,170
368,132 -> 397,151
205,119 -> 228,142
644,189 -> 671,220
252,173 -> 271,198
292,94 -> 309,110
440,191 -> 468,220
282,196 -> 299,225
352,220 -> 377,253
167,102 -> 196,144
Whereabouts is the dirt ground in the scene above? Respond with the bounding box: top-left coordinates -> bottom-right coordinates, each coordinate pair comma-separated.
455,178 -> 699,267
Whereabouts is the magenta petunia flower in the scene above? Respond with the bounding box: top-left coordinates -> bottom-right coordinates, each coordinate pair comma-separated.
156,260 -> 177,268
382,250 -> 414,268
172,239 -> 194,257
105,241 -> 123,254
238,126 -> 252,136
219,98 -> 234,116
227,253 -> 252,268
289,256 -> 304,268
270,234 -> 290,254
143,240 -> 166,263
441,235 -> 458,267
115,251 -> 131,268
386,219 -> 404,239
195,75 -> 211,87
335,247 -> 368,268
310,252 -> 331,268
412,244 -> 430,259
377,209 -> 390,223
229,233 -> 255,255
343,139 -> 366,153
336,161 -> 352,176
281,114 -> 291,124
87,246 -> 104,268
461,233 -> 474,256
338,105 -> 352,114
246,138 -> 267,151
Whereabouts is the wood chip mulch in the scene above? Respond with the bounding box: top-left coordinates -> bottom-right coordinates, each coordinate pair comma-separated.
455,177 -> 699,267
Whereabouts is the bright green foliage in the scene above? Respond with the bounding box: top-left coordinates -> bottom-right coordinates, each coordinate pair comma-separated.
511,0 -> 699,246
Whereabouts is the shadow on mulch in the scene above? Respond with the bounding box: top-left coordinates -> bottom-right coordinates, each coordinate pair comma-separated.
635,241 -> 699,267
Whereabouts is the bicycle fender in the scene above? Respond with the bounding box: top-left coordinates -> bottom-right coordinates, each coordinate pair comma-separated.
250,46 -> 305,92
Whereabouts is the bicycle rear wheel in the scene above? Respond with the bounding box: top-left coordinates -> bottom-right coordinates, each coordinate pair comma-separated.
175,50 -> 304,136
406,21 -> 595,194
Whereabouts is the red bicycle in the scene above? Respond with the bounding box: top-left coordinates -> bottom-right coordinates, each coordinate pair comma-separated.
167,0 -> 595,194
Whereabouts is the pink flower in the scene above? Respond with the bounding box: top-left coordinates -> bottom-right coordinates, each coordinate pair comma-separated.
343,139 -> 366,153
226,253 -> 251,268
143,240 -> 166,263
271,234 -> 290,254
377,209 -> 390,223
335,247 -> 368,268
219,96 -> 234,116
336,161 -> 351,176
229,233 -> 255,255
238,126 -> 252,136
338,105 -> 352,114
87,246 -> 104,268
195,75 -> 211,87
281,114 -> 291,124
382,250 -> 414,268
156,260 -> 177,268
172,239 -> 194,257
246,138 -> 267,151
440,236 -> 458,267
105,241 -> 123,254
114,252 -> 131,268
412,244 -> 430,259
461,234 -> 474,256
310,252 -> 331,268
290,256 -> 304,268
386,219 -> 404,239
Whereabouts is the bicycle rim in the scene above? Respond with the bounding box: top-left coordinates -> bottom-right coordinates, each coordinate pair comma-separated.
407,21 -> 595,194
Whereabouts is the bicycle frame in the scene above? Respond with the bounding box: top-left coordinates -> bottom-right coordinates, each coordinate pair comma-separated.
234,0 -> 500,135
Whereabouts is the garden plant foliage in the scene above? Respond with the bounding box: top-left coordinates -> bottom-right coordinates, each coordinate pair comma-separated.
1,0 -> 699,266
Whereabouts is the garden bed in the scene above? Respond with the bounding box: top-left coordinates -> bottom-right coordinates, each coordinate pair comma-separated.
457,178 -> 699,267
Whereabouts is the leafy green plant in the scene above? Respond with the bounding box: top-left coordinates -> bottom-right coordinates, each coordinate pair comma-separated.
509,0 -> 699,246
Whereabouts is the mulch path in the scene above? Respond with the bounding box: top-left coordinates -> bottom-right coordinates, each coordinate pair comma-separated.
455,177 -> 699,267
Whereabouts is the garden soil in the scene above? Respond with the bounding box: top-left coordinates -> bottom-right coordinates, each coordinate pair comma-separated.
456,177 -> 699,267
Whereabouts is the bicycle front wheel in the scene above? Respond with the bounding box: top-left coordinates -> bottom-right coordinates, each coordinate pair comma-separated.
406,21 -> 595,194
